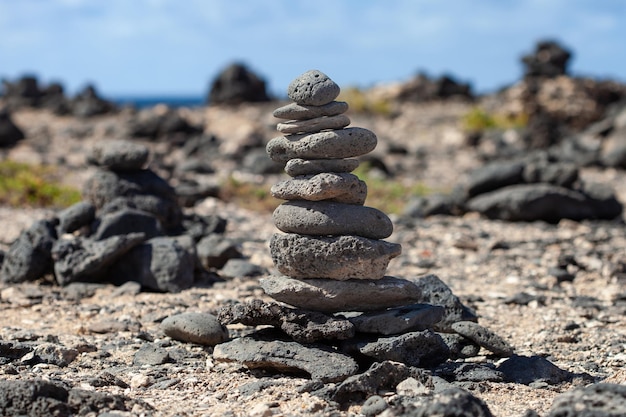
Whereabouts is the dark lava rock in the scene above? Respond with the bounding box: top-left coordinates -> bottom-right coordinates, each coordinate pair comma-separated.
161,312 -> 229,346
0,108 -> 25,147
220,258 -> 266,278
196,233 -> 242,269
213,335 -> 359,383
497,355 -> 573,385
342,330 -> 450,368
67,388 -> 151,415
218,299 -> 354,343
133,344 -> 171,366
438,333 -> 481,359
92,209 -> 163,240
0,219 -> 57,283
208,62 -> 270,105
329,360 -> 432,404
466,183 -> 622,222
83,169 -> 182,231
451,321 -> 514,357
87,140 -> 149,171
181,213 -> 227,242
57,201 -> 96,234
31,343 -> 79,367
344,304 -> 445,336
546,383 -> 626,417
522,40 -> 572,78
466,161 -> 525,198
109,236 -> 194,292
0,340 -> 34,361
128,108 -> 201,140
435,362 -> 504,383
409,274 -> 478,331
601,127 -> 626,168
386,387 -> 493,417
70,84 -> 116,118
0,379 -> 70,417
51,233 -> 146,286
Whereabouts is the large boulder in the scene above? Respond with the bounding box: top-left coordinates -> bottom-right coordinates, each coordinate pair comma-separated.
207,63 -> 270,105
522,40 -> 572,78
0,109 -> 25,147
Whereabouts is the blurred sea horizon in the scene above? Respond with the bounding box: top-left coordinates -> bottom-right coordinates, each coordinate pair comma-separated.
107,94 -> 205,109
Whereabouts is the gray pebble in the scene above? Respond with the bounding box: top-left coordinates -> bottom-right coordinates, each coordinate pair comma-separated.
287,70 -> 340,106
133,344 -> 171,366
273,200 -> 393,239
273,101 -> 349,120
266,127 -> 377,163
277,114 -> 350,134
161,312 -> 229,346
361,395 -> 388,416
271,172 -> 367,205
284,158 -> 360,176
87,139 -> 149,171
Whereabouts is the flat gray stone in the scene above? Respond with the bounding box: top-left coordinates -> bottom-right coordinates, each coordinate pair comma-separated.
497,355 -> 572,385
52,233 -> 146,286
260,275 -> 423,313
277,114 -> 350,134
218,299 -> 354,343
57,201 -> 96,234
271,173 -> 366,205
451,321 -> 514,357
273,201 -> 393,239
266,127 -> 377,163
342,330 -> 450,368
287,70 -> 340,106
92,208 -> 163,240
87,139 -> 149,171
284,158 -> 360,177
344,304 -> 445,335
273,101 -> 349,120
161,312 -> 229,346
213,336 -> 358,382
270,233 -> 401,280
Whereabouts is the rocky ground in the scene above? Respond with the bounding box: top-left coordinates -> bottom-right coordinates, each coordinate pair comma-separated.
1,95 -> 626,416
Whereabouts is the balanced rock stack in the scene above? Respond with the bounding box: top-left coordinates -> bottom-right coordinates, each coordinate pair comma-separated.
265,70 -> 402,290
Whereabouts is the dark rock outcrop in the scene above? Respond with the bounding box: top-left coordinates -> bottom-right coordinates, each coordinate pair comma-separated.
208,63 -> 270,105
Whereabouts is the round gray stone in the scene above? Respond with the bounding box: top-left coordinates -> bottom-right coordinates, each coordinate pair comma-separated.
277,114 -> 350,134
287,70 -> 340,106
87,139 -> 149,171
161,312 -> 229,346
270,233 -> 401,280
284,158 -> 360,177
270,172 -> 367,205
273,101 -> 349,120
451,321 -> 514,357
260,275 -> 423,313
273,201 -> 393,239
266,127 -> 377,163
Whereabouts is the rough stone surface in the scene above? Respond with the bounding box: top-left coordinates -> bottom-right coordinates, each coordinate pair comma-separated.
277,114 -> 350,134
266,127 -> 377,163
546,383 -> 626,417
270,233 -> 401,280
51,232 -> 146,285
196,233 -> 242,269
271,172 -> 367,205
259,275 -> 424,313
87,140 -> 149,171
0,219 -> 57,283
273,101 -> 349,120
287,70 -> 340,106
409,274 -> 478,331
109,236 -> 194,292
273,201 -> 393,239
284,158 -> 360,177
161,312 -> 229,346
92,209 -> 163,241
218,299 -> 354,343
330,361 -> 432,404
213,336 -> 359,382
57,201 -> 96,234
0,379 -> 71,417
497,355 -> 573,385
451,321 -> 515,357
344,304 -> 445,335
342,330 -> 450,368
394,387 -> 494,417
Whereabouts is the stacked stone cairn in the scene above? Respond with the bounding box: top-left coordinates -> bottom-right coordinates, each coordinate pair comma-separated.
216,70 -> 514,384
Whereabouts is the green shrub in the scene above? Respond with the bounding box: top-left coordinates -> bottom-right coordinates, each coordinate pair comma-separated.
338,87 -> 393,116
0,160 -> 82,208
462,107 -> 528,132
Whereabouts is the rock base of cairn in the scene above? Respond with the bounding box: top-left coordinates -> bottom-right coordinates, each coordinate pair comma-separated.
217,70 -> 513,381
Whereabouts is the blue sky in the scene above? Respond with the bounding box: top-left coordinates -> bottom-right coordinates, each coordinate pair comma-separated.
1,0 -> 625,97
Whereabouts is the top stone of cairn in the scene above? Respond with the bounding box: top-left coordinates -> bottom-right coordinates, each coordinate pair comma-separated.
287,70 -> 340,106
